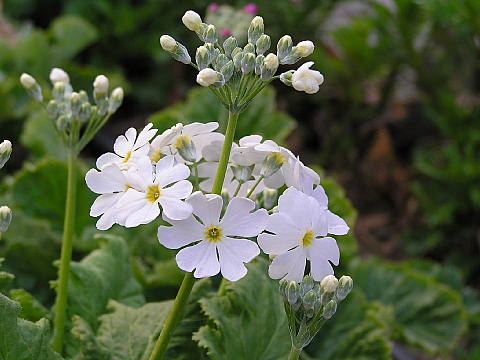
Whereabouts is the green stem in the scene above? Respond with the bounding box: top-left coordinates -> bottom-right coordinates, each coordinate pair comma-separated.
288,346 -> 302,360
52,152 -> 78,354
233,181 -> 243,197
246,175 -> 264,199
148,110 -> 239,360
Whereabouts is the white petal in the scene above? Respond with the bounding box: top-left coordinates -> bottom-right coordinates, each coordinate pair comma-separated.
220,197 -> 268,237
308,236 -> 340,265
114,128 -> 137,156
96,152 -> 122,169
158,216 -> 204,249
217,237 -> 260,281
162,180 -> 193,200
155,155 -> 175,174
125,202 -> 160,227
134,123 -> 157,150
90,193 -> 123,217
268,246 -> 306,282
156,163 -> 190,187
239,135 -> 262,147
182,122 -> 219,137
85,166 -> 126,194
192,132 -> 224,161
264,170 -> 285,189
159,197 -> 193,220
311,184 -> 328,208
258,232 -> 300,256
278,187 -> 318,230
326,210 -> 349,235
254,139 -> 279,152
176,241 -> 220,278
186,191 -> 222,225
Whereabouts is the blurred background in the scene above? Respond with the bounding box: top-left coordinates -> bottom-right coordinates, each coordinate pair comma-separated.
1,0 -> 479,359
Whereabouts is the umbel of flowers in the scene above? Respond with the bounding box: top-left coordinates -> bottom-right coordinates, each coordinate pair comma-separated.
83,9 -> 351,360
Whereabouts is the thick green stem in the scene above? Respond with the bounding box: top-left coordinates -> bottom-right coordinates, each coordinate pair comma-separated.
52,152 -> 77,354
288,346 -> 302,360
148,110 -> 239,360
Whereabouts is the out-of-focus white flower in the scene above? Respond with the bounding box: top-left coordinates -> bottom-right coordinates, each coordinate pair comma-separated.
296,40 -> 315,57
0,206 -> 12,232
291,61 -> 324,94
20,73 -> 36,89
0,140 -> 12,169
196,68 -> 223,87
49,68 -> 70,84
115,155 -> 193,226
160,35 -> 177,52
96,123 -> 158,169
148,124 -> 182,162
258,187 -> 341,282
158,191 -> 267,281
182,10 -> 202,32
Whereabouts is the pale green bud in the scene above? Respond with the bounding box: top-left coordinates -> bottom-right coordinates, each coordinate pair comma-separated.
0,140 -> 12,169
93,75 -> 109,99
277,35 -> 293,62
52,82 -> 66,102
260,151 -> 286,177
336,276 -> 353,301
279,279 -> 288,298
322,299 -> 337,319
287,281 -> 300,305
49,68 -> 70,85
241,52 -> 256,74
160,35 -> 191,64
204,42 -> 219,64
248,16 -> 264,44
231,164 -> 254,183
214,54 -> 229,71
160,35 -> 177,51
231,47 -> 242,59
205,24 -> 218,43
175,136 -> 197,163
255,54 -> 265,75
280,70 -> 295,87
233,51 -> 244,71
301,275 -> 315,295
220,60 -> 234,83
281,41 -> 314,65
196,46 -> 210,70
56,115 -> 69,131
20,73 -> 43,102
78,90 -> 89,104
223,36 -> 238,57
261,53 -> 279,81
196,68 -> 224,87
256,34 -> 271,55
320,275 -> 338,293
302,289 -> 317,311
70,92 -> 81,118
0,206 -> 12,232
182,10 -> 202,31
47,100 -> 59,118
108,87 -> 124,114
243,43 -> 255,54
79,103 -> 93,122
262,188 -> 277,210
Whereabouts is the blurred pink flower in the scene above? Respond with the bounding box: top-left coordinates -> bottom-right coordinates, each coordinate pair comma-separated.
220,28 -> 232,36
208,3 -> 220,12
244,3 -> 258,14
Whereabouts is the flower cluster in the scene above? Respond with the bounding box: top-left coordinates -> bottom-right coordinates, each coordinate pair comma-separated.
20,68 -> 124,153
0,140 -> 12,234
86,122 -> 349,283
160,10 -> 324,112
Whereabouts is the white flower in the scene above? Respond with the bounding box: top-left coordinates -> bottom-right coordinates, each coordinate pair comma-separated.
49,68 -> 70,84
231,135 -> 267,167
148,124 -> 182,162
182,10 -> 202,31
93,75 -> 109,96
158,192 -> 268,281
115,155 -> 193,226
96,123 -> 158,169
196,68 -> 220,87
160,35 -> 177,51
258,187 -> 341,282
296,41 -> 315,57
292,61 -> 324,94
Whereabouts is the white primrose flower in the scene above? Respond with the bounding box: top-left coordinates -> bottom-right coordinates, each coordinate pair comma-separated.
96,123 -> 158,169
291,61 -> 324,94
231,135 -> 267,167
148,124 -> 183,162
158,191 -> 268,281
258,187 -> 341,282
115,155 -> 193,226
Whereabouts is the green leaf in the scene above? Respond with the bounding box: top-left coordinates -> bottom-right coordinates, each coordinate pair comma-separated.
50,15 -> 98,61
0,293 -> 63,360
193,258 -> 290,360
148,86 -> 296,143
9,288 -> 49,322
8,158 -> 96,236
352,259 -> 467,354
0,258 -> 15,293
306,291 -> 393,360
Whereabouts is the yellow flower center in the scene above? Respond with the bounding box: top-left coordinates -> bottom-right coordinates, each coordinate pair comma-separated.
123,150 -> 132,163
150,149 -> 163,162
204,225 -> 223,243
175,135 -> 192,150
270,151 -> 286,165
145,184 -> 161,203
302,229 -> 315,247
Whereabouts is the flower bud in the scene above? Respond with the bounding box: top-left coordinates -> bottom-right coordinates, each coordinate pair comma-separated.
262,188 -> 277,210
49,68 -> 70,85
182,10 -> 202,31
52,82 -> 66,102
70,92 -> 81,118
261,53 -> 279,81
301,275 -> 315,295
108,87 -> 124,114
196,68 -> 224,87
160,35 -> 177,52
204,42 -> 219,64
279,279 -> 288,298
296,40 -> 314,57
256,34 -> 271,55
93,75 -> 109,99
241,52 -> 256,74
321,299 -> 337,319
79,103 -> 93,122
287,281 -> 300,305
243,43 -> 255,54
277,35 -> 293,62
248,16 -> 264,44
175,136 -> 197,163
233,51 -> 244,71
320,275 -> 338,293
223,36 -> 238,57
0,206 -> 12,232
20,73 -> 43,102
280,70 -> 294,87
214,53 -> 229,71
0,140 -> 12,169
78,90 -> 89,104
336,276 -> 353,301
56,115 -> 70,131
205,24 -> 218,43
260,152 -> 286,177
231,164 -> 254,183
302,289 -> 317,311
255,54 -> 265,76
231,47 -> 242,59
196,46 -> 210,70
47,100 -> 59,118
220,60 -> 234,83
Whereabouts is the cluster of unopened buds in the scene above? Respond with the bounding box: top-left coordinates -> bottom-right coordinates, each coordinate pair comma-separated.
160,10 -> 324,111
85,120 -> 350,283
0,140 -> 12,235
19,68 -> 124,153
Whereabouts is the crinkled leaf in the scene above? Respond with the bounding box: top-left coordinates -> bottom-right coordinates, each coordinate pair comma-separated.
193,258 -> 290,360
353,259 -> 467,354
0,293 -> 63,360
9,288 -> 49,322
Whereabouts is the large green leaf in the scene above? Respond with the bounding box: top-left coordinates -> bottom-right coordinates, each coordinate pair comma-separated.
193,258 -> 290,360
306,291 -> 393,360
9,288 -> 49,322
8,158 -> 96,236
0,293 -> 63,360
148,86 -> 296,143
353,259 -> 467,354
